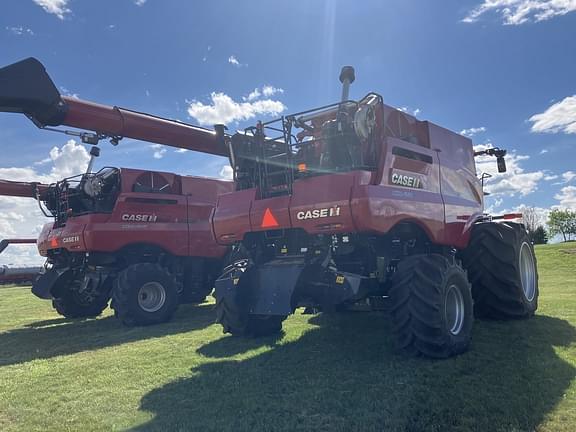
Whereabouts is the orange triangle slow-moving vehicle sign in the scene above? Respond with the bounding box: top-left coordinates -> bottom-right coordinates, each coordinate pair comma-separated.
261,208 -> 279,228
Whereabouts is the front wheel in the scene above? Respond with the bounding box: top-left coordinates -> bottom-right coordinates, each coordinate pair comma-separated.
389,254 -> 474,358
111,263 -> 179,326
52,276 -> 110,319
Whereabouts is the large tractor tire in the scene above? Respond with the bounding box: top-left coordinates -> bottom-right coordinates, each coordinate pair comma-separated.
111,263 -> 179,326
461,222 -> 538,319
389,254 -> 474,358
52,277 -> 110,319
215,263 -> 286,337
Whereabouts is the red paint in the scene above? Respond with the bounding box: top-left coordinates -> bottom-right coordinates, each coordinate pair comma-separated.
8,168 -> 234,259
62,97 -> 227,157
0,179 -> 49,199
212,100 -> 484,250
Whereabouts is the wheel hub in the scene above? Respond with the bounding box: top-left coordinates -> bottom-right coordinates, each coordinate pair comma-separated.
519,242 -> 536,302
445,284 -> 465,336
138,282 -> 166,313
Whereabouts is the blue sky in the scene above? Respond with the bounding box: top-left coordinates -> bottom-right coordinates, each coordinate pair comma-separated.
1,0 -> 575,263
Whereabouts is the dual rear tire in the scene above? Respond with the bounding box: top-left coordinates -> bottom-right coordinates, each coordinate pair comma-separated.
461,222 -> 538,319
389,222 -> 539,358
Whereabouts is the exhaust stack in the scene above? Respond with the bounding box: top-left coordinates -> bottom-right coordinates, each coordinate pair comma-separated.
86,146 -> 100,174
339,66 -> 355,102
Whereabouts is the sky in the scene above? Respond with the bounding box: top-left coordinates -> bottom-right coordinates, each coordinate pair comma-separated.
1,0 -> 575,265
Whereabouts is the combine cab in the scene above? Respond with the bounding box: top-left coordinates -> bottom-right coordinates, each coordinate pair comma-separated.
212,67 -> 538,357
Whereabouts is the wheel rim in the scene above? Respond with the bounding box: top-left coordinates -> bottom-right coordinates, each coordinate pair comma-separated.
445,284 -> 465,336
519,242 -> 536,302
138,282 -> 166,313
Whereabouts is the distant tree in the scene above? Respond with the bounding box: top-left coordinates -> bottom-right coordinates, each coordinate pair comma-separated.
530,225 -> 548,244
548,209 -> 576,242
522,206 -> 541,233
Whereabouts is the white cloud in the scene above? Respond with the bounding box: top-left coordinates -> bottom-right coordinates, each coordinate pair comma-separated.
244,85 -> 284,102
228,55 -> 244,67
262,85 -> 284,97
5,26 -> 34,36
134,0 -> 147,5
245,88 -> 261,101
219,165 -> 234,180
0,139 -> 90,184
398,107 -> 422,116
555,186 -> 576,209
539,149 -> 549,154
460,127 -> 486,137
562,171 -> 576,183
187,92 -> 286,126
529,95 -> 576,134
32,0 -> 70,20
150,144 -> 167,159
474,143 -> 544,196
544,174 -> 559,180
0,140 -> 89,266
175,148 -> 188,153
464,0 -> 576,25
59,86 -> 79,99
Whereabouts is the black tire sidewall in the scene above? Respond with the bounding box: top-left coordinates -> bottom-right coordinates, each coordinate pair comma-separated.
441,267 -> 474,353
113,264 -> 179,326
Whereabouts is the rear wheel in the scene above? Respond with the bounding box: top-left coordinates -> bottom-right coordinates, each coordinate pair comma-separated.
462,222 -> 538,319
389,254 -> 474,358
181,265 -> 213,304
111,263 -> 179,326
52,276 -> 110,319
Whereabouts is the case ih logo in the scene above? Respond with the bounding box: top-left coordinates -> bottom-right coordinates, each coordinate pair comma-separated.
61,236 -> 80,244
296,206 -> 341,220
122,214 -> 158,222
391,172 -> 423,189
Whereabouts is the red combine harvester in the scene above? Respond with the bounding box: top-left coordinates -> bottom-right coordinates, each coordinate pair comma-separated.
0,239 -> 40,285
211,67 -> 539,357
0,58 -> 232,325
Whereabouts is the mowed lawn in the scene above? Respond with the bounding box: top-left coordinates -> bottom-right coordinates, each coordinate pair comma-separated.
1,243 -> 575,432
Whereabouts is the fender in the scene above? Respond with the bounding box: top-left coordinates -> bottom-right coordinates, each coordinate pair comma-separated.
31,266 -> 71,299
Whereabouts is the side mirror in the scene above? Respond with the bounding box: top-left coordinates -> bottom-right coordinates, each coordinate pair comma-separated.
497,155 -> 507,173
474,147 -> 507,173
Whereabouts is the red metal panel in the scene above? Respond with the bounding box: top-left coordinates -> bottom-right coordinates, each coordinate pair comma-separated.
351,185 -> 445,243
426,122 -> 483,248
62,97 -> 228,156
250,195 -> 292,232
90,194 -> 189,256
290,173 -> 358,234
0,179 -> 49,198
349,137 -> 445,242
187,197 -> 228,258
213,189 -> 256,244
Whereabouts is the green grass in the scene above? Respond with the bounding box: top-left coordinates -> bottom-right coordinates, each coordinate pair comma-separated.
1,243 -> 575,431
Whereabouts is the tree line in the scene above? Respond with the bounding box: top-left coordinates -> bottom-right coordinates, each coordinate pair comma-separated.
522,207 -> 576,244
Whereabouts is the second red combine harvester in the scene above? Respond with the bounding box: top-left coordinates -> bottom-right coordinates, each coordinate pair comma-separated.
211,67 -> 538,358
0,58 -> 232,326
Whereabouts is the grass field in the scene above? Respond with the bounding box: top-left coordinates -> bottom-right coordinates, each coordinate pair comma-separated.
1,243 -> 575,431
